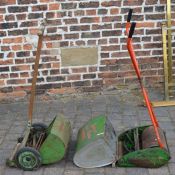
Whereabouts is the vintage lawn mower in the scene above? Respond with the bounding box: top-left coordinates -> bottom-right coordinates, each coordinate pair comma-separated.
6,20 -> 71,171
73,9 -> 170,168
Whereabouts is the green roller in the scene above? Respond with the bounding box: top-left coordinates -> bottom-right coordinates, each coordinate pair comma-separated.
39,115 -> 71,164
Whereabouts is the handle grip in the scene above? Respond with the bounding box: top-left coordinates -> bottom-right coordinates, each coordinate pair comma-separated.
129,22 -> 136,38
127,9 -> 133,22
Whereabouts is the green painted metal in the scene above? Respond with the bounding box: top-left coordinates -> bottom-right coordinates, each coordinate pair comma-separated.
117,125 -> 170,168
74,115 -> 117,168
18,150 -> 39,169
75,115 -> 106,152
117,147 -> 170,168
39,115 -> 71,164
74,117 -> 170,168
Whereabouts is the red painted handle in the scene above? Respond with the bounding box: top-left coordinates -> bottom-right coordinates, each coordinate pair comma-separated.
125,17 -> 164,148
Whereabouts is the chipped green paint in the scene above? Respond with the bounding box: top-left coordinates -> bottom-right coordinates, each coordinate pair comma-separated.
39,115 -> 71,164
75,115 -> 106,152
117,125 -> 170,168
117,147 -> 170,168
74,115 -> 117,168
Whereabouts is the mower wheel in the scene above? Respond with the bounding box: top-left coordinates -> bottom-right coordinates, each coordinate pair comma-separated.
15,147 -> 41,171
32,123 -> 47,132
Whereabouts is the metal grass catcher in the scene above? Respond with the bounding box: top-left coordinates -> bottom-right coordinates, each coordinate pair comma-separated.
73,9 -> 170,169
6,20 -> 71,171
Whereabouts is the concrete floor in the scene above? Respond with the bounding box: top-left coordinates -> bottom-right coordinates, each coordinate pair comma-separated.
0,88 -> 175,175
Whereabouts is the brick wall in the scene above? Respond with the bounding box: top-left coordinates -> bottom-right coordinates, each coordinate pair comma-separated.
0,0 -> 174,96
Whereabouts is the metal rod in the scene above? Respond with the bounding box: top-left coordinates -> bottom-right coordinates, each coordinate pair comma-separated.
167,0 -> 173,82
162,23 -> 169,101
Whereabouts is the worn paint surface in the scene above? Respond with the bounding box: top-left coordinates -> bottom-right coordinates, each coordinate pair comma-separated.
117,125 -> 170,168
74,115 -> 117,168
117,147 -> 170,168
39,115 -> 71,164
75,116 -> 106,152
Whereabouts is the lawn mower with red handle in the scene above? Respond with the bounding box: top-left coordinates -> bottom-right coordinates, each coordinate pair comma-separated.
116,9 -> 170,168
73,9 -> 170,168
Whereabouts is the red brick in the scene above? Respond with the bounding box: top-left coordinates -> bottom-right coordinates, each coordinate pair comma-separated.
16,14 -> 26,20
0,15 -> 3,21
47,87 -> 76,95
111,52 -> 129,58
75,40 -> 85,46
72,80 -> 91,87
104,78 -> 124,86
0,59 -> 13,65
80,17 -> 100,23
98,39 -> 107,45
110,8 -> 119,14
101,1 -> 121,7
49,3 -> 60,10
67,75 -> 81,81
12,45 -> 22,51
0,80 -> 5,86
79,1 -> 99,8
3,37 -> 23,44
101,59 -> 118,65
86,9 -> 96,15
11,65 -> 30,72
7,79 -> 26,85
99,72 -> 118,78
7,52 -> 15,58
20,72 -> 29,77
101,45 -> 120,51
46,43 -> 53,48
32,5 -> 47,11
1,46 -> 10,51
10,73 -> 19,78
64,18 -> 78,24
145,0 -> 158,5
64,33 -> 79,39
51,63 -> 60,68
89,66 -> 97,72
123,0 -> 144,6
1,0 -> 16,5
29,28 -> 39,35
137,22 -> 155,28
74,10 -> 84,16
23,44 -> 32,50
102,16 -> 121,22
5,15 -> 16,21
72,67 -> 87,73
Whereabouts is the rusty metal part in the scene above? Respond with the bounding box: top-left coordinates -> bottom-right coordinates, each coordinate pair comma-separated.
35,133 -> 45,150
118,141 -> 123,160
142,126 -> 168,151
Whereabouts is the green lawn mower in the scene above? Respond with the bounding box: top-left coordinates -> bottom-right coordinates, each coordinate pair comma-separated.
6,20 -> 71,171
73,9 -> 170,169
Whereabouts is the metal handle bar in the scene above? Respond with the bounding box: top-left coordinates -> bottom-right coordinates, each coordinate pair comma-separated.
127,9 -> 133,22
126,14 -> 164,148
129,22 -> 136,38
